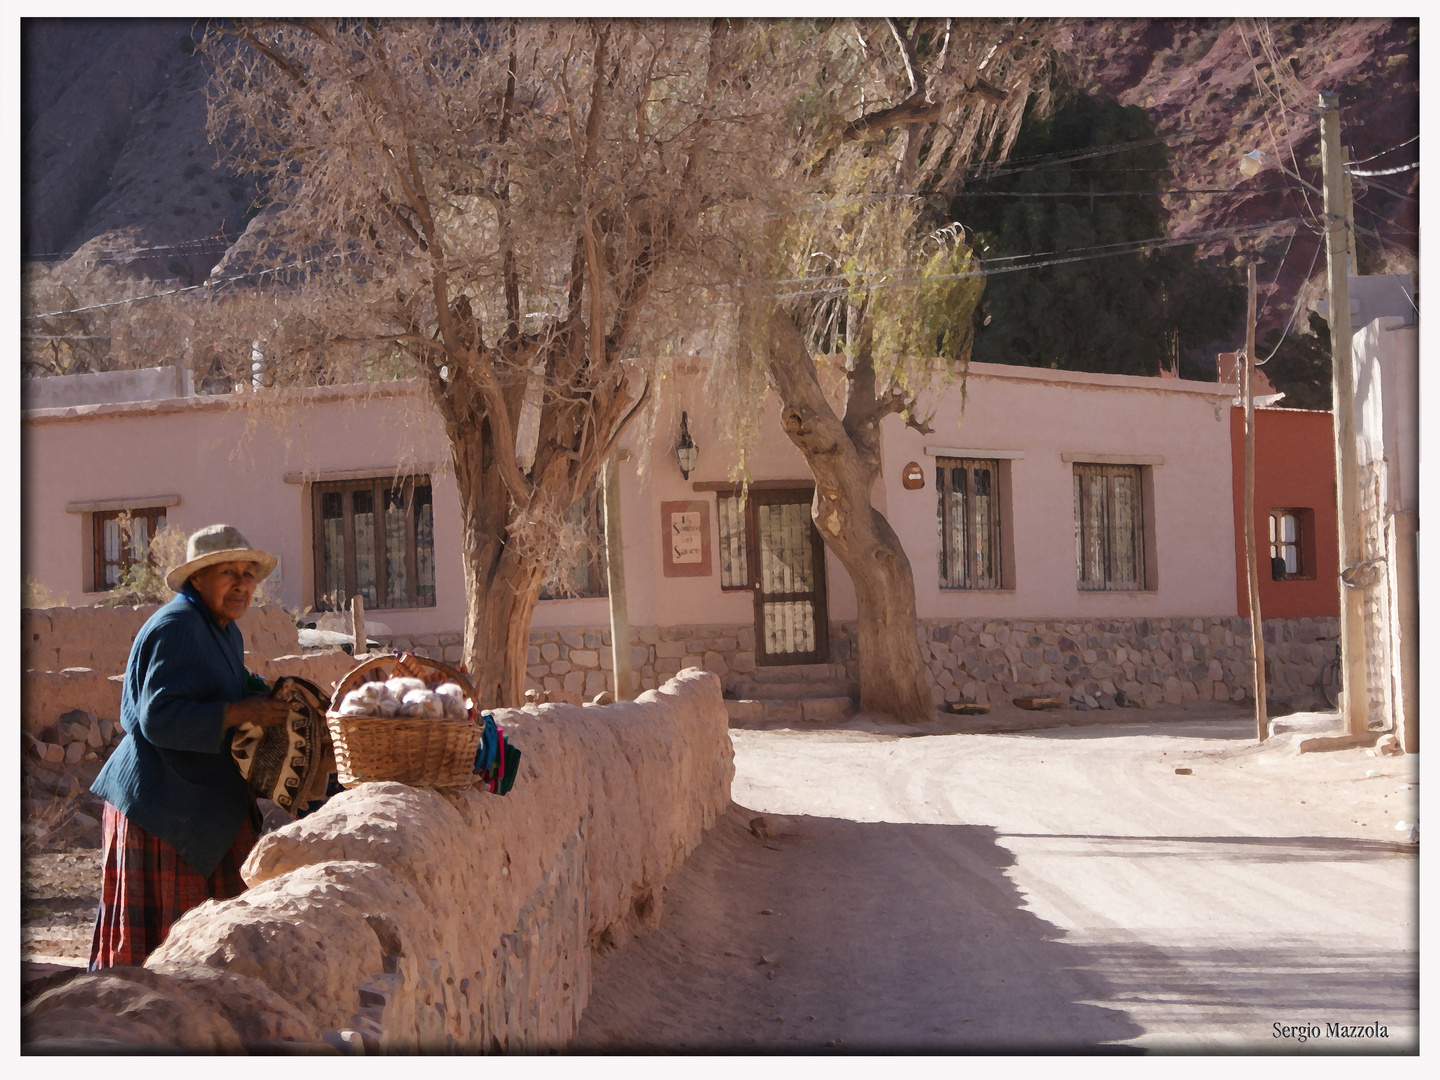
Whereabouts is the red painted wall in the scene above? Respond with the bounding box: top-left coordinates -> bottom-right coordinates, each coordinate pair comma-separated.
1230,406 -> 1339,619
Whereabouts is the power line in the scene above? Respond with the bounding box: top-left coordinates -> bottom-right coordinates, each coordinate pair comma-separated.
1351,134 -> 1418,166
952,187 -> 1303,197
1351,174 -> 1418,204
21,253 -> 339,321
1255,232 -> 1323,367
22,231 -> 247,264
772,217 -> 1308,299
1349,161 -> 1418,178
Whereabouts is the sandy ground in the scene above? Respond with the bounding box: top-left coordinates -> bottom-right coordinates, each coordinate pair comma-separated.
573,705 -> 1419,1054
22,705 -> 1419,1053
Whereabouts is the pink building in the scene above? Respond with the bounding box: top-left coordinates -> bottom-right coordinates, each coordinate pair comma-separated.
24,360 -> 1255,708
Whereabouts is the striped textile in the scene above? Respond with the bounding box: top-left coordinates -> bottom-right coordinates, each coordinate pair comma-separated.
87,801 -> 256,971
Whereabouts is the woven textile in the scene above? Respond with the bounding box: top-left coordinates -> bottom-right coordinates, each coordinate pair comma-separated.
87,801 -> 256,971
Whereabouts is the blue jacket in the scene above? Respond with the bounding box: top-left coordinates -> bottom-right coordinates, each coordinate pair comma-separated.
91,583 -> 255,877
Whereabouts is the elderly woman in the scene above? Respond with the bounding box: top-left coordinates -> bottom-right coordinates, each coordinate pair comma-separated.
88,524 -> 291,970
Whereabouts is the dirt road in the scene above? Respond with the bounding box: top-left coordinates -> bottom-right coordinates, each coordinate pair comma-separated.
573,707 -> 1419,1054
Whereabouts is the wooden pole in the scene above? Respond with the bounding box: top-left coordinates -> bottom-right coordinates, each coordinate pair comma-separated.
602,450 -> 632,701
351,593 -> 366,658
1242,263 -> 1268,741
1319,92 -> 1369,737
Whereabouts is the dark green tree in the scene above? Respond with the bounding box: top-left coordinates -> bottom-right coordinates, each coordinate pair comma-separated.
1257,312 -> 1332,410
951,88 -> 1244,376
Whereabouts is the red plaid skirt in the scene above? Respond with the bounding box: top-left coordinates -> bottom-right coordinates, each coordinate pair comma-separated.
88,802 -> 257,971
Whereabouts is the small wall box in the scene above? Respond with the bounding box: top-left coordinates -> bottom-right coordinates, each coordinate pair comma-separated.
902,462 -> 926,490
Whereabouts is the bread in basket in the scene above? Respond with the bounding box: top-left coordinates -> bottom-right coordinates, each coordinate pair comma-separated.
326,653 -> 482,788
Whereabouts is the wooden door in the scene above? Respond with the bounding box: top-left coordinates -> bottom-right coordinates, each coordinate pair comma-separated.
747,488 -> 828,665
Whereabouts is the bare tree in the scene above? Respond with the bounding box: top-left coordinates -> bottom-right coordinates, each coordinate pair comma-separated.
193,17 -> 1055,720
751,18 -> 1059,721
200,18 -> 814,706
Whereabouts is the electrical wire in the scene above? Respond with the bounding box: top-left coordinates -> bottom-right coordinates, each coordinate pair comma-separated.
1351,134 -> 1418,166
772,217 -> 1306,300
1351,174 -> 1418,205
22,231 -> 247,264
1349,161 -> 1419,178
1255,234 -> 1323,366
21,252 -> 341,321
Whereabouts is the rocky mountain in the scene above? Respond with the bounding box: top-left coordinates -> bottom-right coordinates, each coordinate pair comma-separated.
21,17 -> 1418,362
22,18 -> 257,282
1061,17 -> 1418,335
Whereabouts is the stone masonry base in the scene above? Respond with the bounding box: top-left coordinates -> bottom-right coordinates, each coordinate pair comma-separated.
381,615 -> 1339,712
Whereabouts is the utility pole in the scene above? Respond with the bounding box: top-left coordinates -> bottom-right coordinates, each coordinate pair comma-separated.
602,449 -> 632,701
1319,91 -> 1369,738
1242,263 -> 1268,741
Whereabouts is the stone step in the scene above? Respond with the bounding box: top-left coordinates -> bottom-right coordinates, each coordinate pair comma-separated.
724,696 -> 855,723
728,679 -> 858,701
744,662 -> 844,683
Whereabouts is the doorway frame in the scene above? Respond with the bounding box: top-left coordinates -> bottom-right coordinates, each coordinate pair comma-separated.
744,485 -> 829,667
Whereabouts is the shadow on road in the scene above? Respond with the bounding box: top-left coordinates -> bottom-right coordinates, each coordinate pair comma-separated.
573,803 -> 1145,1054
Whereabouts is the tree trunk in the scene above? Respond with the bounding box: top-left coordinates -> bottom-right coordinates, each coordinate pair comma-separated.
450,415 -> 551,709
762,309 -> 934,722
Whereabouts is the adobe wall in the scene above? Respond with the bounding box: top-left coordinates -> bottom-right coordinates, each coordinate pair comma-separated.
28,364 -> 1238,646
22,602 -> 300,674
20,602 -> 350,771
22,669 -> 733,1053
1228,405 -> 1340,620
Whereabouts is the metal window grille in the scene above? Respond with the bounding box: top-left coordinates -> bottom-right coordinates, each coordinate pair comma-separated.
936,458 -> 1002,590
1268,508 -> 1307,580
716,492 -> 750,590
1073,463 -> 1144,591
93,507 -> 167,589
539,483 -> 608,600
313,476 -> 435,610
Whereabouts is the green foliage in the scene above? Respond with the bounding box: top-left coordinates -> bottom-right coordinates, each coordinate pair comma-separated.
868,225 -> 985,369
952,88 -> 1245,376
21,576 -> 67,609
1258,312 -> 1332,410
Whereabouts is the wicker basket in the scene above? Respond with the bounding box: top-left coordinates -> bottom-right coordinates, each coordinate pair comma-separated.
326,654 -> 482,788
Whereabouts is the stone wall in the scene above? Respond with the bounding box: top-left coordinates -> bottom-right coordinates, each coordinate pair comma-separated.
380,623 -> 760,705
390,615 -> 1338,712
22,602 -> 300,675
22,669 -> 733,1053
897,614 -> 1340,711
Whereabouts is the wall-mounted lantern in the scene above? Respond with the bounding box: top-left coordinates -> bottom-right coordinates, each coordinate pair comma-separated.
676,411 -> 699,479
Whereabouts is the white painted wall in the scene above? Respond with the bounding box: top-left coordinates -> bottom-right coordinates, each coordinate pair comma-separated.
1352,316 -> 1418,514
23,360 -> 1239,636
884,363 -> 1238,619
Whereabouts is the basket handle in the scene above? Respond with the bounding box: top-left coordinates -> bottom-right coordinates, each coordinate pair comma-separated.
332,655 -> 401,702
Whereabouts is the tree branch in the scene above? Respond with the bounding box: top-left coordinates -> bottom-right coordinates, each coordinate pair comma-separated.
876,384 -> 935,434
885,17 -> 923,98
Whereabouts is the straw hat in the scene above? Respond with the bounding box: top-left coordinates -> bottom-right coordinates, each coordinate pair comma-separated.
166,524 -> 279,592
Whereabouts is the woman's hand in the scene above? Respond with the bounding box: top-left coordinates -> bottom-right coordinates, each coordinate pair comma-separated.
225,695 -> 291,730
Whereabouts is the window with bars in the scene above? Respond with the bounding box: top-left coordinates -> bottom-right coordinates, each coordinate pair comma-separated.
93,507 -> 167,590
539,483 -> 608,600
936,458 -> 1002,590
716,492 -> 750,590
1269,508 -> 1312,580
313,476 -> 435,611
1073,463 -> 1145,591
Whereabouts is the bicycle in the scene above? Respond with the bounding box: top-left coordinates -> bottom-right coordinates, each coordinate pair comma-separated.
1318,641 -> 1342,710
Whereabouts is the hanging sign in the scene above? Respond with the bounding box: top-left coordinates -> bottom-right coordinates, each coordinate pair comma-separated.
661,500 -> 712,578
